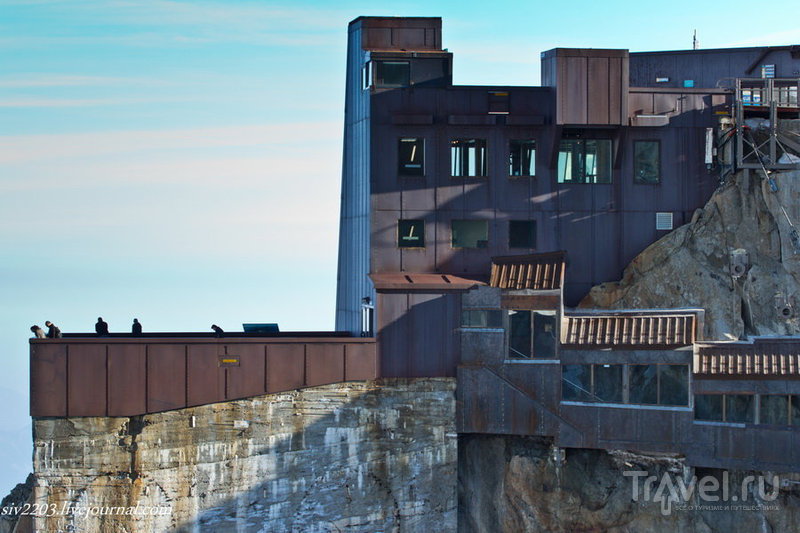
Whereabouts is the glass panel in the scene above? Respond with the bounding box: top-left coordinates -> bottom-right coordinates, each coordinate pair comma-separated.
398,138 -> 424,176
557,139 -> 611,183
760,395 -> 789,425
659,365 -> 689,406
586,140 -> 612,183
462,310 -> 503,328
376,61 -> 410,87
695,394 -> 723,421
508,220 -> 536,248
634,141 -> 660,183
509,140 -> 536,176
726,395 -> 755,424
791,395 -> 800,425
594,364 -> 623,403
562,365 -> 593,402
451,139 -> 487,177
629,365 -> 658,404
532,311 -> 556,357
451,220 -> 488,248
557,140 -> 581,183
507,310 -> 531,358
397,220 -> 424,248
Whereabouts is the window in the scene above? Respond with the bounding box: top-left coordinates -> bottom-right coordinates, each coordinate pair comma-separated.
376,61 -> 410,88
362,61 -> 373,90
509,220 -> 536,249
761,395 -> 789,425
451,139 -> 487,177
562,365 -> 593,402
509,140 -> 536,176
462,309 -> 503,328
451,219 -> 488,248
557,139 -> 612,183
562,364 -> 690,406
398,138 -> 424,176
694,394 -> 755,423
397,220 -> 425,248
506,310 -> 556,359
634,141 -> 660,183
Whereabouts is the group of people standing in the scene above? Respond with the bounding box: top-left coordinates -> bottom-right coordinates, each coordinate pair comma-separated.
30,318 -> 143,338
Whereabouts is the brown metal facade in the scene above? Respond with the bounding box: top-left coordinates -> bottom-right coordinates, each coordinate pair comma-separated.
562,311 -> 697,348
30,337 -> 376,417
489,252 -> 566,290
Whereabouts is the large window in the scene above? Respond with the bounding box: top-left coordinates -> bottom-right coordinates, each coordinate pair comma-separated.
634,140 -> 660,183
562,364 -> 690,406
509,140 -> 536,176
375,61 -> 410,88
694,394 -> 755,423
557,139 -> 612,183
451,220 -> 488,248
509,220 -> 536,249
451,139 -> 487,177
398,138 -> 424,176
462,309 -> 503,328
397,220 -> 425,248
507,310 -> 557,359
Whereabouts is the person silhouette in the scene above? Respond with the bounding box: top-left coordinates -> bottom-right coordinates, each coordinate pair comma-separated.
45,321 -> 62,338
132,319 -> 143,336
95,317 -> 109,336
211,324 -> 224,338
30,325 -> 46,339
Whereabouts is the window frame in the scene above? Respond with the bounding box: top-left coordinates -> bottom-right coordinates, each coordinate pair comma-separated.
505,309 -> 557,360
509,139 -> 536,177
556,138 -> 613,184
451,139 -> 488,178
633,139 -> 661,184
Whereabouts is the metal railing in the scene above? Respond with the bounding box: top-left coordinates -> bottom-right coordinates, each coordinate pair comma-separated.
737,78 -> 799,108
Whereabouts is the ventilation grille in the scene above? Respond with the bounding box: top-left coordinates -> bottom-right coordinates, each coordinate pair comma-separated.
656,212 -> 673,231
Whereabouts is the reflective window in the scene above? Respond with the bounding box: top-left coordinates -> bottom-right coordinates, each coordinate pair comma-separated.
634,141 -> 660,183
462,309 -> 503,328
507,310 -> 556,359
629,365 -> 658,404
594,364 -> 623,403
760,395 -> 789,425
562,365 -> 593,402
659,365 -> 689,406
398,138 -> 424,176
509,140 -> 536,176
508,310 -> 531,358
695,394 -> 723,421
451,139 -> 487,177
557,139 -> 612,183
376,61 -> 410,87
726,395 -> 755,424
451,220 -> 488,248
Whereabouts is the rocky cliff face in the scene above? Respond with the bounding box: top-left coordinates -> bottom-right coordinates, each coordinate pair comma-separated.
32,379 -> 456,533
582,170 -> 800,341
459,435 -> 800,533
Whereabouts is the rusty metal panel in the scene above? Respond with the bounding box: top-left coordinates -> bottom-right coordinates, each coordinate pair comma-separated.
561,56 -> 588,124
67,344 -> 107,417
609,57 -> 623,124
501,293 -> 560,309
345,343 -> 377,381
588,57 -> 610,124
187,344 -> 222,407
266,344 -> 305,393
107,344 -> 146,416
377,293 -> 409,377
147,345 -> 186,413
30,343 -> 67,417
306,344 -> 345,387
224,344 -> 266,401
628,92 -> 653,116
408,293 -> 446,376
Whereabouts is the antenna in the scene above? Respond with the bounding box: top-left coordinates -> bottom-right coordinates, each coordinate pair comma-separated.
693,30 -> 699,50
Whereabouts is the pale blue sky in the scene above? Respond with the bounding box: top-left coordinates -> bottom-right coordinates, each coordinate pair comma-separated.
1,0 -> 798,495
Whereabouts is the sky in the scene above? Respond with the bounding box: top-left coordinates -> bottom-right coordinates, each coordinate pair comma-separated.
1,0 -> 799,497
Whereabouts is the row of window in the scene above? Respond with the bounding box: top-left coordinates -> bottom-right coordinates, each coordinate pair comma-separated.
562,364 -> 690,407
399,219 -> 536,249
695,394 -> 800,426
397,137 -> 661,183
461,308 -> 557,359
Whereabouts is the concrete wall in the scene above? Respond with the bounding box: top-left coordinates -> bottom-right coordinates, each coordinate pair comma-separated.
32,379 -> 456,533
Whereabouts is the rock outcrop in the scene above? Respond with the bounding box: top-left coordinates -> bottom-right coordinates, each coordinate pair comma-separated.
32,379 -> 456,533
581,169 -> 800,341
459,435 -> 800,533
